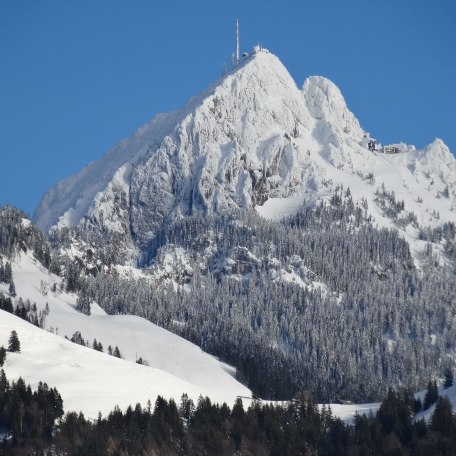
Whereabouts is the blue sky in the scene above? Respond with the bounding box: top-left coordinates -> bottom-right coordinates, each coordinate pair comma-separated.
1,0 -> 455,216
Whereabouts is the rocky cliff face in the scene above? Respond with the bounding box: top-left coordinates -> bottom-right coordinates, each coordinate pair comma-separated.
34,49 -> 456,265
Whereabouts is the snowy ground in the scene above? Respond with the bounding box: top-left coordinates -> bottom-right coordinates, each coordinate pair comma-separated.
0,252 -> 251,418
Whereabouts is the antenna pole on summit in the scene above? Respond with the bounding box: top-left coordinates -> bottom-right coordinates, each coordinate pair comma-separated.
236,18 -> 239,65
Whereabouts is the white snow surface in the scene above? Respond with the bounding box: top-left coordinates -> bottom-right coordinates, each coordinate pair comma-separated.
33,49 -> 456,265
326,383 -> 456,424
0,252 -> 251,418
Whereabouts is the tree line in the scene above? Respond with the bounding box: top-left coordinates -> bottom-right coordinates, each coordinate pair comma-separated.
2,368 -> 456,455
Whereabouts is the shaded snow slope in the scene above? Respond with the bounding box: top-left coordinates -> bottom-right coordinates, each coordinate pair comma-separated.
34,48 -> 456,265
0,252 -> 251,418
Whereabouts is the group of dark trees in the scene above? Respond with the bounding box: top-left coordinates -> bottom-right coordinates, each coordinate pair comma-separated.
0,259 -> 16,297
2,367 -> 456,456
0,292 -> 46,329
0,293 -> 13,314
0,260 -> 13,285
13,298 -> 47,328
66,330 -> 124,359
0,370 -> 63,452
0,205 -> 51,267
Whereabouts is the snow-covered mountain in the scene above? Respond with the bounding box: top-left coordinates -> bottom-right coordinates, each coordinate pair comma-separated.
34,48 -> 456,266
16,49 -> 456,406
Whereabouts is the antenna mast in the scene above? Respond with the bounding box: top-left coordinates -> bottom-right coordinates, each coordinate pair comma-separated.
236,18 -> 240,65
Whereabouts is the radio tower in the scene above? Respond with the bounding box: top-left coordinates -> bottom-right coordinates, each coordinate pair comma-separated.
236,18 -> 240,65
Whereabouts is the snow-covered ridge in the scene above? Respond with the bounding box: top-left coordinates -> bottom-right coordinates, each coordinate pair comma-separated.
34,49 -> 456,264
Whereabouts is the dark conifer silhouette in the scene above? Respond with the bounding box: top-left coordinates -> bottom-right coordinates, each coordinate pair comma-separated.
8,330 -> 20,353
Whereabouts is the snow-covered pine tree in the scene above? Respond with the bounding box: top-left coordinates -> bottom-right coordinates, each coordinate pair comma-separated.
8,330 -> 20,353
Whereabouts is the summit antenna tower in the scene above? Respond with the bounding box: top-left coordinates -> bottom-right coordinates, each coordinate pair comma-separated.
236,18 -> 239,65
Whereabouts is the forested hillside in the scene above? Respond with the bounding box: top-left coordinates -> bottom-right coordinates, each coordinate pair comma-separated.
42,188 -> 456,402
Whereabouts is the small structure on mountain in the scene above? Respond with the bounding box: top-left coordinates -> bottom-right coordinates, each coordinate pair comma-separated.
368,140 -> 376,152
382,145 -> 400,154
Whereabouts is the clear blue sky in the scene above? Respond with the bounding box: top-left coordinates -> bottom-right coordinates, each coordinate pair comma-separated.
1,0 -> 455,216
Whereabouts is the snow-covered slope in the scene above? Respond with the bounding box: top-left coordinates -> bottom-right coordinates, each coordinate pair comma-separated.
33,48 -> 456,265
327,382 -> 456,424
0,252 -> 251,418
5,302 -> 455,424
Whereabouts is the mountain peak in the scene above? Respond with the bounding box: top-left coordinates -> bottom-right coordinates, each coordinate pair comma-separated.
302,75 -> 364,141
233,47 -> 295,82
425,138 -> 452,160
215,48 -> 301,106
34,49 -> 455,265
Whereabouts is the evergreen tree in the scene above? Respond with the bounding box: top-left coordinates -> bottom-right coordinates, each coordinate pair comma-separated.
113,346 -> 121,358
430,396 -> 456,438
8,281 -> 16,297
414,396 -> 423,414
0,346 -> 6,367
70,331 -> 86,346
178,393 -> 195,421
92,339 -> 103,352
0,293 -> 13,313
423,380 -> 439,410
444,368 -> 454,389
75,294 -> 91,316
4,262 -> 12,283
377,389 -> 414,445
8,330 -> 20,352
0,368 -> 8,393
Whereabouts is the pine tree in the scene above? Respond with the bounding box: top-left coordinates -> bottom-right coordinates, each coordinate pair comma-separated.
92,339 -> 103,352
444,368 -> 454,389
8,330 -> 20,352
4,262 -> 12,283
75,295 -> 91,315
178,393 -> 195,421
8,281 -> 16,297
430,396 -> 456,437
0,346 -> 6,366
0,293 -> 14,313
423,380 -> 439,410
70,331 -> 86,346
0,368 -> 8,393
113,346 -> 121,358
